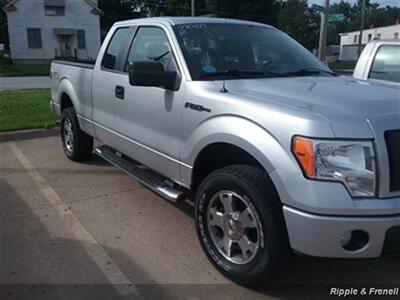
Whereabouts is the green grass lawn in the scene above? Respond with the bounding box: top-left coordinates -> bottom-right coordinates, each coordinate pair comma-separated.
0,64 -> 51,77
0,89 -> 57,132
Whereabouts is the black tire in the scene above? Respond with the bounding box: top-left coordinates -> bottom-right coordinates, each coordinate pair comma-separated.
61,107 -> 93,162
194,164 -> 289,285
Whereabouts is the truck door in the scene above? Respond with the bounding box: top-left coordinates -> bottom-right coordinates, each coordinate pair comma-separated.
113,26 -> 185,183
92,27 -> 132,146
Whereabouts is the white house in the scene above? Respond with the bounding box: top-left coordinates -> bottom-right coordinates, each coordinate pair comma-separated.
2,0 -> 103,63
339,23 -> 400,61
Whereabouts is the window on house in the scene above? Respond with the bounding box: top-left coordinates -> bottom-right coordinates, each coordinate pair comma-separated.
394,32 -> 399,39
44,0 -> 65,16
77,30 -> 86,49
353,35 -> 358,43
377,33 -> 381,39
27,28 -> 42,48
45,6 -> 65,16
101,27 -> 130,70
368,34 -> 372,41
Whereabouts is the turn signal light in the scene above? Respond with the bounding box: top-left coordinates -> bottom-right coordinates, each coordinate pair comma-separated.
293,137 -> 316,177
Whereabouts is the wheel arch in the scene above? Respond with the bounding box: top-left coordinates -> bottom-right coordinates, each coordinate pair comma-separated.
191,142 -> 263,191
57,79 -> 80,113
183,116 -> 297,193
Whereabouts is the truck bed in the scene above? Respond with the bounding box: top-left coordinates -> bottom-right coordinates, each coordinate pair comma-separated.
52,59 -> 95,70
50,59 -> 95,123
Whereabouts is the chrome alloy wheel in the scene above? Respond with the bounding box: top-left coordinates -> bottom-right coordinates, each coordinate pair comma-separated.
63,116 -> 74,153
207,190 -> 261,264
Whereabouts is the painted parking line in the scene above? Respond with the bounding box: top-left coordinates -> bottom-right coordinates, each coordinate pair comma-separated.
9,142 -> 136,296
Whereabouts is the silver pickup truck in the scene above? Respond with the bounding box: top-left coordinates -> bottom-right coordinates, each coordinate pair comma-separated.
354,39 -> 400,85
50,17 -> 400,284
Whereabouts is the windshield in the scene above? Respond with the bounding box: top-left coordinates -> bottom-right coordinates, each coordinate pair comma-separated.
173,23 -> 333,80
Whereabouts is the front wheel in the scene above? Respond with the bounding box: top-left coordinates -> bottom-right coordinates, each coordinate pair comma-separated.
194,165 -> 289,285
61,107 -> 93,162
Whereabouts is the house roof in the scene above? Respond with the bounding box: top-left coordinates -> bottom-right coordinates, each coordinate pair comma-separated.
2,0 -> 103,15
339,24 -> 400,36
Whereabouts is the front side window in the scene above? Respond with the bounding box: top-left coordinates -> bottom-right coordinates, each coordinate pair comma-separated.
27,28 -> 42,48
173,23 -> 331,80
369,45 -> 400,83
102,27 -> 130,70
125,27 -> 177,72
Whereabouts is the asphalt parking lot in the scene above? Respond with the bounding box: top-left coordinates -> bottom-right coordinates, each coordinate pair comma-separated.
1,135 -> 399,300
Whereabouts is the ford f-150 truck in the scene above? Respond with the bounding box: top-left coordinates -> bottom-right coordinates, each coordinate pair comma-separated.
50,17 -> 400,284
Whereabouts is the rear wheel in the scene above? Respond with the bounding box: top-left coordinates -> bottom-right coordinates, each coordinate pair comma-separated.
61,107 -> 93,162
194,165 -> 289,285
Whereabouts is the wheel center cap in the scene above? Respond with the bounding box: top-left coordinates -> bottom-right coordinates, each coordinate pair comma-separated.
223,214 -> 242,240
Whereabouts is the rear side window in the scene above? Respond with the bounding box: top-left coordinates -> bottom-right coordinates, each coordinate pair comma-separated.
102,27 -> 130,70
369,45 -> 400,83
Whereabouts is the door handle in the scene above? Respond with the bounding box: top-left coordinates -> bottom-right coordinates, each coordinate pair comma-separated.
115,85 -> 125,99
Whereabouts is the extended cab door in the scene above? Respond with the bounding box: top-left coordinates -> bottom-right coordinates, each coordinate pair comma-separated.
112,26 -> 186,183
91,26 -> 133,145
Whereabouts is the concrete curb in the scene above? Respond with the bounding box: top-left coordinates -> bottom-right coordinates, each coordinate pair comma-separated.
0,127 -> 59,143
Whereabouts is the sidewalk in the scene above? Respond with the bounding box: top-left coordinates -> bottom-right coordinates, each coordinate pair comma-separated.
0,76 -> 50,91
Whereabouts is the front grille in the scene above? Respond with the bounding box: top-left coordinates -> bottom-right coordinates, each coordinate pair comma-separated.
385,130 -> 400,192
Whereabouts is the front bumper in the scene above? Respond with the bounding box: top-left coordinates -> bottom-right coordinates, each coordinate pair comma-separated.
283,205 -> 400,258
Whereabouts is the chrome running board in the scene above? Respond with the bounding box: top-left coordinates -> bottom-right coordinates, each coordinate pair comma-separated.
94,145 -> 186,203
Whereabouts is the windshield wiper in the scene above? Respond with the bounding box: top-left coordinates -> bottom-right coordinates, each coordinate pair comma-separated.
149,51 -> 170,61
285,68 -> 337,76
199,69 -> 288,78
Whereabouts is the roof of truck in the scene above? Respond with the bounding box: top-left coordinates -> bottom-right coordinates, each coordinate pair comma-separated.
114,17 -> 272,28
367,39 -> 400,45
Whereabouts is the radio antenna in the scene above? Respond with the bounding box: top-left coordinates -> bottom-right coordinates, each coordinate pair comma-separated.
220,0 -> 228,93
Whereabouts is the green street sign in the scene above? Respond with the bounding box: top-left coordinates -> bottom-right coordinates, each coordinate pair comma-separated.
328,13 -> 344,22
311,4 -> 324,13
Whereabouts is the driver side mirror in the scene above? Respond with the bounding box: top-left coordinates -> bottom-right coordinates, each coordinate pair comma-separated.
128,61 -> 180,91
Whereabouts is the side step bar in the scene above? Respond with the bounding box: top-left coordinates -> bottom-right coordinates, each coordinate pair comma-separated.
94,145 -> 186,203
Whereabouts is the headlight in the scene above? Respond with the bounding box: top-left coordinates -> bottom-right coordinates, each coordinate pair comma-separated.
292,137 -> 376,197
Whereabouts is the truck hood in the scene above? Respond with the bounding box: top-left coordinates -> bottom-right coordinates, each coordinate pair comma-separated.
223,76 -> 400,138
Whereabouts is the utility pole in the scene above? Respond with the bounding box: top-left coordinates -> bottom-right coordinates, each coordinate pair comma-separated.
191,0 -> 195,16
318,0 -> 329,61
358,0 -> 366,57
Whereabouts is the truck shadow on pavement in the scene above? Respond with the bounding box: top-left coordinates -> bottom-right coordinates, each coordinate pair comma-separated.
0,178 -> 169,300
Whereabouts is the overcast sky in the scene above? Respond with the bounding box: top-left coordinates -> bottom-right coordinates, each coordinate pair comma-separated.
308,0 -> 400,7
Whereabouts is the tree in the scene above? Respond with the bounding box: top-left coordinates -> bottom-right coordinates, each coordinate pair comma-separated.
204,0 -> 282,26
325,0 -> 400,45
326,1 -> 357,45
0,0 -> 9,50
98,0 -> 146,32
278,0 -> 318,50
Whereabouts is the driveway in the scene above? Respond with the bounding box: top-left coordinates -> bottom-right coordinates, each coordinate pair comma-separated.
0,135 -> 399,300
0,76 -> 50,91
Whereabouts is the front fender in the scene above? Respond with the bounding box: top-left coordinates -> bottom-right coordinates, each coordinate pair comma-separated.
180,115 -> 301,186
